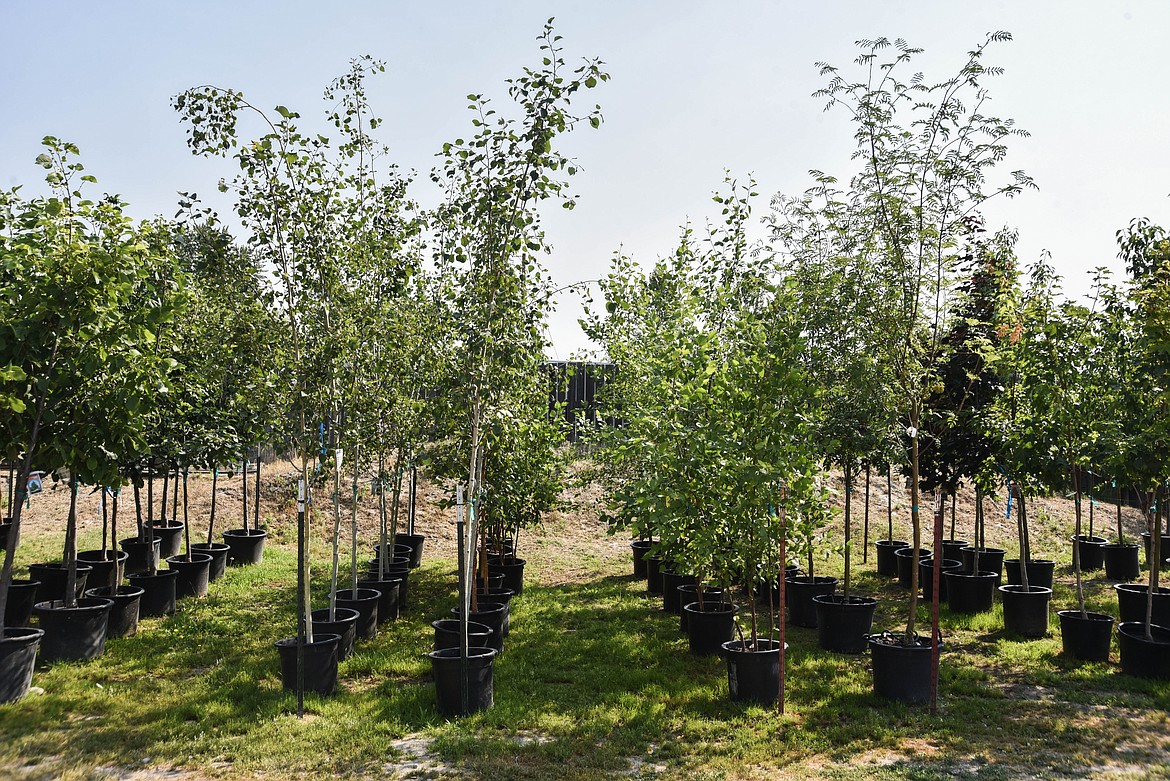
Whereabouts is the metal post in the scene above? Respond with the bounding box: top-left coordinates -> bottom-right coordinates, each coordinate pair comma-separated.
296,478 -> 306,718
930,493 -> 944,716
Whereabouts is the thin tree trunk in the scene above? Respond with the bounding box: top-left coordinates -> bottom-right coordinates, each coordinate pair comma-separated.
101,487 -> 109,558
1072,465 -> 1085,616
843,463 -> 852,600
64,479 -> 79,609
254,451 -> 262,531
111,490 -> 121,586
182,467 -> 191,558
207,468 -> 218,545
241,456 -> 249,534
160,470 -> 169,526
886,464 -> 893,541
862,463 -> 870,564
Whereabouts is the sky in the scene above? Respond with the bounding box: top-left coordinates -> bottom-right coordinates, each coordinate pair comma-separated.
3,1 -> 1169,358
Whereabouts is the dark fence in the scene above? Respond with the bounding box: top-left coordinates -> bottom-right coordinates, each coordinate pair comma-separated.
544,361 -> 619,442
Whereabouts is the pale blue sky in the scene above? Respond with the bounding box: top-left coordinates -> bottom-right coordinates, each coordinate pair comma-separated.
3,2 -> 1168,356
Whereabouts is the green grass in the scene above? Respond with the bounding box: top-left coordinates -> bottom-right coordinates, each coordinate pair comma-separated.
1,517 -> 1169,780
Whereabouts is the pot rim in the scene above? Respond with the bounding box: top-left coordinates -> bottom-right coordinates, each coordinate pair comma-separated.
1056,609 -> 1114,623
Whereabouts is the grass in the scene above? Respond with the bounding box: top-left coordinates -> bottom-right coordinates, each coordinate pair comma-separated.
1,492 -> 1169,780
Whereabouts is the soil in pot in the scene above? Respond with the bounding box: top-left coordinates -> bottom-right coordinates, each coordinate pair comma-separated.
489,558 -> 527,595
147,521 -> 184,559
875,539 -> 908,577
1116,621 -> 1170,680
895,548 -> 932,590
31,597 -> 113,663
3,580 -> 39,628
999,585 -> 1052,638
1072,534 -> 1106,571
167,553 -> 212,599
127,569 -> 178,617
1057,610 -> 1113,662
432,618 -> 493,652
959,547 -> 1006,580
920,558 -> 963,602
1004,559 -> 1056,591
661,570 -> 697,614
945,570 -> 998,614
645,555 -> 663,595
1103,544 -> 1141,582
334,588 -> 380,640
356,577 -> 402,623
683,602 -> 738,656
119,537 -> 160,576
0,627 -> 44,704
451,601 -> 507,652
868,632 -> 940,706
76,550 -> 128,591
393,533 -> 426,568
275,633 -> 340,696
84,585 -> 143,639
631,540 -> 654,579
786,576 -> 838,628
677,585 -> 725,632
27,562 -> 92,604
722,638 -> 784,705
311,608 -> 359,662
428,646 -> 497,717
222,528 -> 267,566
190,542 -> 230,582
1114,583 -> 1170,626
813,595 -> 878,654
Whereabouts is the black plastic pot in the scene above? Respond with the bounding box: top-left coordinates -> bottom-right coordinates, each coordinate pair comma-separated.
451,601 -> 507,653
786,576 -> 838,627
429,646 -> 497,717
167,553 -> 212,599
940,539 -> 968,562
76,550 -> 128,591
475,589 -> 515,637
631,539 -> 654,579
920,558 -> 963,602
813,595 -> 877,654
1004,559 -> 1056,591
764,566 -> 804,605
684,602 -> 738,656
127,569 -> 178,617
334,588 -> 380,641
875,539 -> 908,577
311,607 -> 359,662
3,580 -> 39,628
945,570 -> 998,614
677,585 -> 725,632
895,548 -> 931,590
645,555 -> 663,595
27,562 -> 92,603
1057,610 -> 1113,662
960,546 -> 1006,580
388,533 -> 422,568
32,598 -> 113,663
275,633 -> 340,696
222,528 -> 267,565
490,558 -> 527,595
84,585 -> 143,639
1072,534 -> 1106,571
868,634 -> 939,705
0,627 -> 43,704
431,618 -> 493,651
1114,582 -> 1170,626
1140,532 -> 1170,567
1103,544 -> 1141,582
661,570 -> 697,614
1116,621 -> 1170,680
356,577 -> 402,623
119,537 -> 160,576
190,542 -> 230,582
999,585 -> 1052,638
722,638 -> 784,705
0,522 -> 10,551
372,543 -> 414,563
147,522 -> 184,559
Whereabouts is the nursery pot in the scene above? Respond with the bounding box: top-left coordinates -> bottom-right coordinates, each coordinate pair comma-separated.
920,558 -> 963,602
1004,559 -> 1056,591
190,542 -> 230,582
222,528 -> 267,565
631,539 -> 654,579
451,601 -> 507,653
875,539 -> 908,577
1103,543 -> 1141,582
119,537 -> 160,576
959,546 -> 1006,581
428,646 -> 497,717
3,580 -> 39,628
166,553 -> 212,599
147,521 -> 184,559
644,555 -> 663,595
393,533 -> 426,568
275,633 -> 340,696
765,566 -> 804,604
311,607 -> 359,662
677,586 -> 726,632
0,522 -> 10,551
895,548 -> 931,590
1057,610 -> 1113,662
0,627 -> 44,704
355,576 -> 402,623
32,597 -> 113,663
127,569 -> 178,617
1072,534 -> 1106,571
431,618 -> 493,652
945,570 -> 998,614
490,557 -> 527,595
1140,532 -> 1170,567
786,576 -> 838,628
76,550 -> 128,591
365,564 -> 411,612
999,585 -> 1052,638
1116,621 -> 1170,680
721,638 -> 784,705
813,594 -> 878,654
661,570 -> 697,614
1114,582 -> 1170,626
83,585 -> 143,639
475,589 -> 515,637
940,539 -> 969,562
868,633 -> 941,706
684,601 -> 738,656
372,542 -> 414,563
27,562 -> 92,603
334,588 -> 380,641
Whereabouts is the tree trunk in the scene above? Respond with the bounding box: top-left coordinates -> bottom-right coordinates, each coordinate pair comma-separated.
64,479 -> 79,609
207,468 -> 218,545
